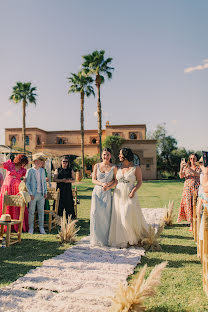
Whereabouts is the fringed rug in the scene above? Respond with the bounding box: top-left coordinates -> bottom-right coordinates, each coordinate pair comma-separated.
0,208 -> 165,312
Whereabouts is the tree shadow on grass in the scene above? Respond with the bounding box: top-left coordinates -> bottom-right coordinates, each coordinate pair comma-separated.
77,219 -> 90,237
0,237 -> 67,286
160,243 -> 196,255
78,194 -> 92,200
161,234 -> 193,240
138,255 -> 199,269
145,306 -> 187,312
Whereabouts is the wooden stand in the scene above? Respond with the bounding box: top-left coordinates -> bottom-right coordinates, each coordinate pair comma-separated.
193,191 -> 197,242
203,207 -> 208,295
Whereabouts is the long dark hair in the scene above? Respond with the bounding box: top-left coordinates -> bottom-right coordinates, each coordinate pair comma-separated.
120,148 -> 134,162
102,148 -> 112,163
13,154 -> 28,166
187,153 -> 198,167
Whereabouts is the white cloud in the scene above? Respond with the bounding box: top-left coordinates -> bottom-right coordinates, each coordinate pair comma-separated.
184,59 -> 208,74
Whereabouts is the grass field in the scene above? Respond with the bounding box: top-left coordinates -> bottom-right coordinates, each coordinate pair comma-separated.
1,179 -> 208,311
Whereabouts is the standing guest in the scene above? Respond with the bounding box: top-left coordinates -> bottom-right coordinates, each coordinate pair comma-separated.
0,154 -> 28,232
108,148 -> 149,248
53,156 -> 75,219
90,148 -> 116,246
40,158 -> 50,221
26,154 -> 47,234
177,154 -> 200,231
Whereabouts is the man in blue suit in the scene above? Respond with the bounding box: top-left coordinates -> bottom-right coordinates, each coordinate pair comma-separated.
26,154 -> 47,234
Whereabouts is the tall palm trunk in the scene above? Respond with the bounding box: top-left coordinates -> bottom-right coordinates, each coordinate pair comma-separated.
22,99 -> 26,153
96,75 -> 102,160
80,91 -> 85,177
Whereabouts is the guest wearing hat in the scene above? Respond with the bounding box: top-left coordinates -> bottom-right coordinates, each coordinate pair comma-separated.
26,154 -> 47,234
53,156 -> 75,219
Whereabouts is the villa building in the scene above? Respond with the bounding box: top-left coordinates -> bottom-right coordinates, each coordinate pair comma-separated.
5,122 -> 157,180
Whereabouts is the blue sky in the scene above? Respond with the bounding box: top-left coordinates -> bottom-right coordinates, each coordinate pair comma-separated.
0,0 -> 207,150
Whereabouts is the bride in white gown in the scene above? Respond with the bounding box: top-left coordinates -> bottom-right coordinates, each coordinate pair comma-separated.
108,148 -> 149,248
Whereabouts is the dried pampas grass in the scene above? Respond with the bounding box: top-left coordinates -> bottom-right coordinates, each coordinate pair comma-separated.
57,209 -> 80,244
141,223 -> 164,251
110,261 -> 168,312
163,201 -> 174,226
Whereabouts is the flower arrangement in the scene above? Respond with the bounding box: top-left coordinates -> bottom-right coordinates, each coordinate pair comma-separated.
57,209 -> 80,244
141,222 -> 164,251
110,261 -> 168,312
163,201 -> 174,226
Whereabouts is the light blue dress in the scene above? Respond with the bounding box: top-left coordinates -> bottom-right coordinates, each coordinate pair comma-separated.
90,164 -> 114,246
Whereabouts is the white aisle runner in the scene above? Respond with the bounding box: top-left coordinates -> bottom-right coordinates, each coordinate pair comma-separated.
0,208 -> 165,312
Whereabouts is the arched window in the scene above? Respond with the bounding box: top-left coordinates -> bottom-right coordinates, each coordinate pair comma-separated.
37,136 -> 41,145
92,138 -> 97,144
133,154 -> 140,166
58,138 -> 63,144
129,132 -> 137,140
25,136 -> 30,145
11,136 -> 16,146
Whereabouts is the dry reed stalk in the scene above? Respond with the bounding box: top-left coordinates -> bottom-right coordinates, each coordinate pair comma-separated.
110,261 -> 168,312
141,223 -> 164,251
57,209 -> 80,244
163,201 -> 174,226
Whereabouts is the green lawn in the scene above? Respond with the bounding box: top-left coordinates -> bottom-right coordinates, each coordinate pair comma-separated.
1,179 -> 208,311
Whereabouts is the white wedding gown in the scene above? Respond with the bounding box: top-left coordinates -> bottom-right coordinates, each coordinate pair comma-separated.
108,167 -> 149,248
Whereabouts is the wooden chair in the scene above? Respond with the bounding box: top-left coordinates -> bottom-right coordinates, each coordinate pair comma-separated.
0,192 -> 25,247
35,188 -> 60,232
203,206 -> 208,295
193,191 -> 198,242
72,186 -> 78,218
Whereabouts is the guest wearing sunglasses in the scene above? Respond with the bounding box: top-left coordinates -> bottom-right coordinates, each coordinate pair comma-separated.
53,156 -> 75,219
177,154 -> 200,231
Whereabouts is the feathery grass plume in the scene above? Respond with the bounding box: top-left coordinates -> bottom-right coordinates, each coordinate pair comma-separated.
57,209 -> 80,244
110,261 -> 168,312
141,223 -> 164,251
163,201 -> 174,226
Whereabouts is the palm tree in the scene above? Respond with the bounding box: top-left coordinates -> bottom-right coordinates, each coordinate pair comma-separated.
82,50 -> 114,159
68,72 -> 95,177
9,82 -> 37,153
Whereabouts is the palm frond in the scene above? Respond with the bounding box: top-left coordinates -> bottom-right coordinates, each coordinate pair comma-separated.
163,201 -> 174,226
110,262 -> 168,312
141,222 -> 164,251
57,209 -> 80,244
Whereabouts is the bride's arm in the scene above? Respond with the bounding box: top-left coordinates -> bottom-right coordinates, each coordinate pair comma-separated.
129,166 -> 142,198
92,163 -> 104,186
105,167 -> 118,190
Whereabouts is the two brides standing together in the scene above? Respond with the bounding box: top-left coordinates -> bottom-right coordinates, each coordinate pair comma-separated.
90,147 -> 149,248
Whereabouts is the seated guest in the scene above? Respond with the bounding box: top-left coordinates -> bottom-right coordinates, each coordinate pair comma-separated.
53,156 -> 75,219
0,154 -> 28,232
26,154 -> 47,234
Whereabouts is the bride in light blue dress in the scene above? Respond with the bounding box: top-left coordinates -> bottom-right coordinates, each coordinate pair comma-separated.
90,148 -> 117,246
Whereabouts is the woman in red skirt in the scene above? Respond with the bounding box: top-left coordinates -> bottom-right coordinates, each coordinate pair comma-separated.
0,154 -> 28,232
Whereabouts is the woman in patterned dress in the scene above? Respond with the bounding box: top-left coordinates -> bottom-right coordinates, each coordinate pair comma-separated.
177,154 -> 200,231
